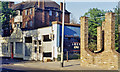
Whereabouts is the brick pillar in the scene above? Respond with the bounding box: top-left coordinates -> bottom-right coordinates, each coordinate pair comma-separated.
104,13 -> 118,69
96,27 -> 102,52
104,12 -> 115,51
80,17 -> 90,66
102,21 -> 105,30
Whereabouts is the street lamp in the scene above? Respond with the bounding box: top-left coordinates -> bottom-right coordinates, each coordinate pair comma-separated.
61,0 -> 65,67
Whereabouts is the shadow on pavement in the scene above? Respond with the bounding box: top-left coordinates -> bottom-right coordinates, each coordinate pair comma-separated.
2,68 -> 26,72
0,57 -> 28,65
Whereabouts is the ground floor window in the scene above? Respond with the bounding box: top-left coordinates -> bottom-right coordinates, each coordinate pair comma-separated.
43,35 -> 51,42
43,52 -> 52,57
35,47 -> 37,53
25,37 -> 32,43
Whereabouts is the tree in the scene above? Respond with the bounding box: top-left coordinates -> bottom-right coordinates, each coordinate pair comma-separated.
113,6 -> 119,52
0,2 -> 16,36
83,8 -> 106,51
70,13 -> 78,24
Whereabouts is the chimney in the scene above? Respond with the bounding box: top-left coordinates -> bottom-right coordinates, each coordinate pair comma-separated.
8,2 -> 14,8
38,0 -> 45,9
60,2 -> 66,11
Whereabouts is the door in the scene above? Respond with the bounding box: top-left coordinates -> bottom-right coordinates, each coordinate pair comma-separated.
33,46 -> 37,60
10,42 -> 14,59
33,40 -> 42,61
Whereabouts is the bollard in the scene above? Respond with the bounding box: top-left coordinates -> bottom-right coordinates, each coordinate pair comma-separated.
67,51 -> 68,62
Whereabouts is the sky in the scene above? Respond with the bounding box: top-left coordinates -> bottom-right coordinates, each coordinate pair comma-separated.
3,0 -> 118,23
66,2 -> 118,23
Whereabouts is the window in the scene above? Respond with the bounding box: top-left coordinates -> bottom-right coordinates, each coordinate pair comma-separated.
25,22 -> 27,28
9,24 -> 12,29
43,35 -> 51,42
25,10 -> 28,15
49,10 -> 52,16
20,22 -> 22,28
56,12 -> 58,17
38,40 -> 41,45
17,24 -> 19,28
35,47 -> 37,53
74,43 -> 76,45
43,52 -> 52,57
39,46 -> 41,53
30,21 -> 32,27
16,11 -> 18,15
20,11 -> 22,15
25,37 -> 32,43
16,10 -> 20,15
49,21 -> 52,26
30,8 -> 32,14
34,40 -> 37,45
72,43 -> 74,46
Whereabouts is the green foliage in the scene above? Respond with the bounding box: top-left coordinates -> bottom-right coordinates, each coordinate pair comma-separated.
82,7 -> 119,52
0,2 -> 16,29
113,6 -> 119,51
83,8 -> 106,51
88,42 -> 97,52
84,8 -> 106,44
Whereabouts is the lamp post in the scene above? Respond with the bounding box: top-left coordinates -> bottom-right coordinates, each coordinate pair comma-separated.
61,0 -> 65,67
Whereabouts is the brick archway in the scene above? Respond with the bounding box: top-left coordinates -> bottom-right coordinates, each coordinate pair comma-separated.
80,12 -> 120,70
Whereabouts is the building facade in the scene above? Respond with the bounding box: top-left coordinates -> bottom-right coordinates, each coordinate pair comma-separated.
0,1 -> 80,61
1,21 -> 80,61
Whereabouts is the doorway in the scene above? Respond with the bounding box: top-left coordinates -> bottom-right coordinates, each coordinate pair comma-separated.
10,42 -> 14,59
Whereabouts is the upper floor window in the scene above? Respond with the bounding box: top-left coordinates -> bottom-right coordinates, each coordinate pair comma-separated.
30,21 -> 32,27
30,8 -> 32,15
49,10 -> 52,16
16,10 -> 19,15
9,24 -> 12,29
56,12 -> 58,17
25,22 -> 27,28
25,10 -> 28,15
49,21 -> 52,26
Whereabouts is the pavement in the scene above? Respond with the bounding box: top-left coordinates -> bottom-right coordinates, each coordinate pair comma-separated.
10,59 -> 102,70
1,57 -> 120,72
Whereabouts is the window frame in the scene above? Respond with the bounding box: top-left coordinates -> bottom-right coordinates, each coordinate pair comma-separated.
30,8 -> 32,15
49,10 -> 52,16
56,12 -> 58,17
25,10 -> 28,15
25,22 -> 28,28
30,21 -> 32,27
43,35 -> 52,42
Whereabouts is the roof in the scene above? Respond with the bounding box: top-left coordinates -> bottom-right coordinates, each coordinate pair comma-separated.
11,2 -> 36,10
45,1 -> 60,9
11,1 -> 70,13
52,21 -> 80,27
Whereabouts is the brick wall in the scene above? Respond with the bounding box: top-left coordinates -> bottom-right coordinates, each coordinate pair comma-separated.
80,12 -> 119,70
22,8 -> 35,29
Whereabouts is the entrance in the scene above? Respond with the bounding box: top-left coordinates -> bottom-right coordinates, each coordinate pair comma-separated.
10,42 -> 14,59
33,40 -> 42,61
